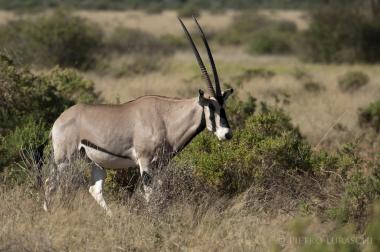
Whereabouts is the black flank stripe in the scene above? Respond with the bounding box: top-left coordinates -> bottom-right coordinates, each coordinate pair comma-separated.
81,139 -> 131,159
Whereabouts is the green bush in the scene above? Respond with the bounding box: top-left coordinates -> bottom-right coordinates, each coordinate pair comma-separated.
366,202 -> 380,251
292,202 -> 380,251
338,71 -> 369,93
217,12 -> 297,54
159,34 -> 187,50
217,12 -> 268,45
234,68 -> 276,84
298,8 -> 380,63
0,10 -> 102,69
323,143 -> 380,225
303,80 -> 324,93
292,67 -> 310,80
225,95 -> 257,128
0,53 -> 99,182
339,166 -> 380,223
145,2 -> 164,14
42,68 -> 99,104
248,30 -> 293,54
0,53 -> 99,131
107,26 -> 173,56
359,100 -> 380,132
0,118 -> 48,185
177,105 -> 312,194
177,2 -> 201,18
115,56 -> 161,77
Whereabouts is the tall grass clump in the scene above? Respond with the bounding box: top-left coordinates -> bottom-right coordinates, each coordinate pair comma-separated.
0,53 -> 99,184
0,10 -> 102,69
359,99 -> 380,132
298,8 -> 380,63
338,71 -> 369,93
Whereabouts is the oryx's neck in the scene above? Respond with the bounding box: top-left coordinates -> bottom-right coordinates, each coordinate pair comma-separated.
164,98 -> 205,153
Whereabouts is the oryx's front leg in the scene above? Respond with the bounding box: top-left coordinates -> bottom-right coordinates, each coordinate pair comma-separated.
89,163 -> 112,216
138,158 -> 153,202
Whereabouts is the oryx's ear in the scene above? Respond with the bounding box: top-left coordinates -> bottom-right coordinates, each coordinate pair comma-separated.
222,88 -> 234,102
198,89 -> 208,105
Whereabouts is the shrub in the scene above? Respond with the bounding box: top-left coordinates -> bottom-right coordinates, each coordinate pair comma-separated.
115,56 -> 161,77
159,34 -> 187,50
303,80 -> 324,93
145,2 -> 164,14
107,26 -> 172,55
338,71 -> 369,93
359,100 -> 380,132
177,2 -> 201,18
0,54 -> 99,131
0,54 -> 99,182
248,30 -> 293,54
177,105 -> 312,194
0,118 -> 48,185
225,95 -> 257,128
291,201 -> 380,251
321,143 -> 380,225
366,202 -> 380,251
340,167 -> 380,223
0,10 -> 102,69
217,12 -> 297,54
298,8 -> 380,63
292,67 -> 310,80
217,12 -> 270,45
42,68 -> 99,104
234,68 -> 276,84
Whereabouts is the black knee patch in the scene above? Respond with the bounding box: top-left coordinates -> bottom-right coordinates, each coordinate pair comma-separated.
142,171 -> 152,186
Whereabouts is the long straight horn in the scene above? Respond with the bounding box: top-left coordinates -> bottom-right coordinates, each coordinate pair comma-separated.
178,17 -> 216,98
193,16 -> 222,99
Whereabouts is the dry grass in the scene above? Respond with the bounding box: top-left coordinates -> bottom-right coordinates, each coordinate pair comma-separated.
1,183 -> 338,251
0,9 -> 307,36
0,153 -> 336,251
75,10 -> 236,36
1,9 -> 379,250
0,10 -> 15,25
75,9 -> 308,36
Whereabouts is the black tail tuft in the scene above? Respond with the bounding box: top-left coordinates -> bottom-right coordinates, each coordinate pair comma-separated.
33,138 -> 49,188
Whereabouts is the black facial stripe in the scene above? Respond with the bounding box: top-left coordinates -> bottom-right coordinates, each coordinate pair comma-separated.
216,96 -> 224,106
208,105 -> 216,132
219,108 -> 230,128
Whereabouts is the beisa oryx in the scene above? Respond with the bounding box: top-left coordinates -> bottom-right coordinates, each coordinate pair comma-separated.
43,17 -> 234,215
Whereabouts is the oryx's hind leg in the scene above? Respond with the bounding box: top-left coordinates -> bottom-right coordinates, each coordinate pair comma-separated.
89,163 -> 111,216
138,158 -> 153,202
43,162 -> 68,212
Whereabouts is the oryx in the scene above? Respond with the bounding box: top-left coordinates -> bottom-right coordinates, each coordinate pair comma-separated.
43,17 -> 234,215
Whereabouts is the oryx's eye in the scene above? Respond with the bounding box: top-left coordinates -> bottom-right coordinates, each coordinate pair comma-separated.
208,103 -> 215,111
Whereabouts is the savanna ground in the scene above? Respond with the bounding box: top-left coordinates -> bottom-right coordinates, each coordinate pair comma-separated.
1,9 -> 380,251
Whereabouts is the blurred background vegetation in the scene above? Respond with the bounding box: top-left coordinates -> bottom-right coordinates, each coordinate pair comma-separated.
0,0 -> 370,11
1,0 -> 380,251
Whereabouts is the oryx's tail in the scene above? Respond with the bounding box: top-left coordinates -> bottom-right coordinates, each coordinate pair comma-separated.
33,131 -> 52,188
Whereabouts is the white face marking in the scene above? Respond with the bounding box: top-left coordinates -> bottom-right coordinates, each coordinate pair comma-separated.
203,99 -> 232,141
215,127 -> 231,140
